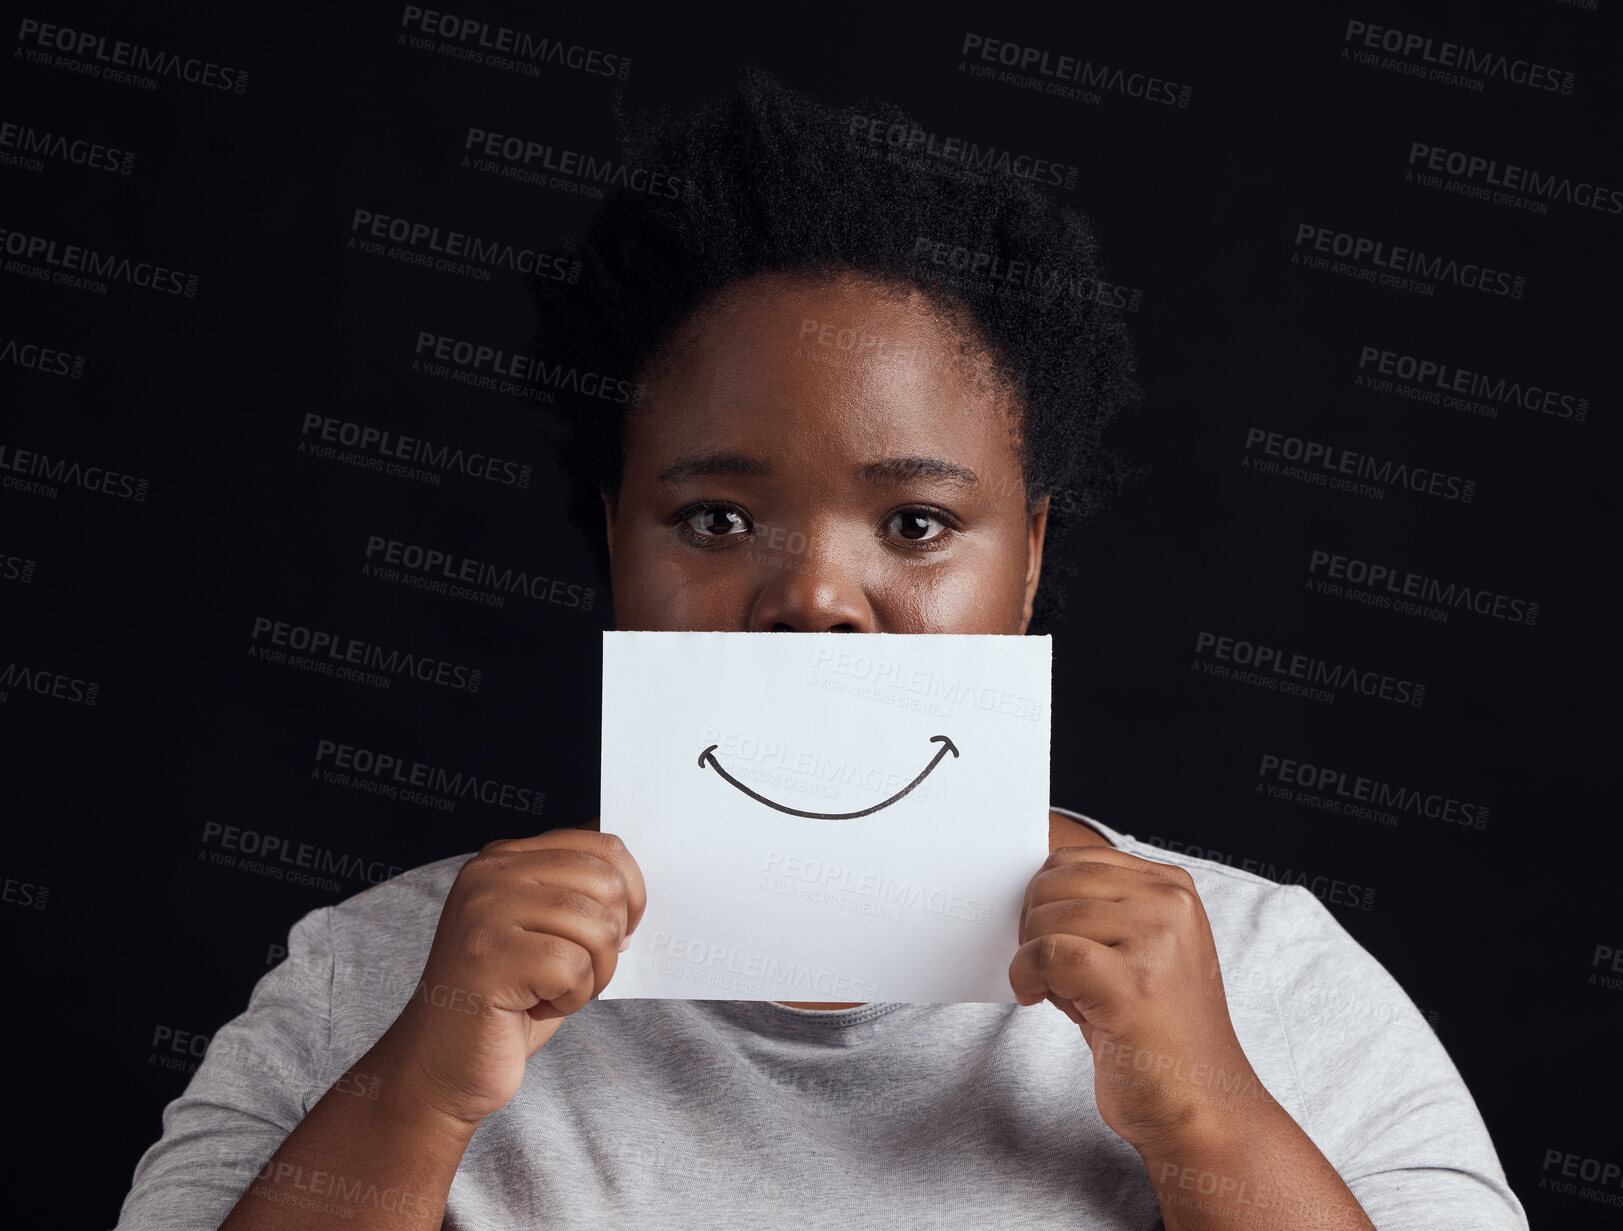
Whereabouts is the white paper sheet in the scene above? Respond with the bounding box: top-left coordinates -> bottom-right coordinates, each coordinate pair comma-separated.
598,631 -> 1051,1004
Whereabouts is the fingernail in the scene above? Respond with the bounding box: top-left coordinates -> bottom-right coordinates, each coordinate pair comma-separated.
618,937 -> 631,953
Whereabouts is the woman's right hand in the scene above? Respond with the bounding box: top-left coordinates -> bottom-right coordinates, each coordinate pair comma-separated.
377,824 -> 646,1127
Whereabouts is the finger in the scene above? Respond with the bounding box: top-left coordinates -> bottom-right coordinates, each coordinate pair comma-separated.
600,832 -> 648,939
474,834 -> 647,940
1009,932 -> 1119,1008
1020,857 -> 1143,933
1024,861 -> 1151,920
503,884 -> 628,997
509,829 -> 648,940
1046,992 -> 1089,1029
1021,897 -> 1146,948
1039,845 -> 1194,881
477,825 -> 615,855
474,928 -> 598,1019
464,846 -> 630,935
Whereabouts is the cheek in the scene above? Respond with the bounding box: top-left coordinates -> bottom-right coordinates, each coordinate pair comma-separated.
876,539 -> 1029,633
610,535 -> 748,630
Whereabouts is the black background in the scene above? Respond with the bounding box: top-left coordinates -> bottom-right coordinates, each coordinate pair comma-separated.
1,1 -> 1618,1225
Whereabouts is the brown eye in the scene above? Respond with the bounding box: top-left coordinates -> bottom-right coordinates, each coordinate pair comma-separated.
686,506 -> 750,537
885,509 -> 948,542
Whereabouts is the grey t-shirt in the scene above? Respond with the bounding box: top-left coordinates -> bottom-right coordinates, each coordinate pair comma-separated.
114,810 -> 1528,1229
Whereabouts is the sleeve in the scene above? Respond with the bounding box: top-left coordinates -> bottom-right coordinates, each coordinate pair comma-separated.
112,904 -> 337,1231
1263,885 -> 1528,1230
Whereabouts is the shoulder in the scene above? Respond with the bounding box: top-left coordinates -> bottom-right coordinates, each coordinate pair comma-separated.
314,851 -> 478,1025
1049,807 -> 1408,1020
1051,805 -> 1303,918
327,848 -> 475,927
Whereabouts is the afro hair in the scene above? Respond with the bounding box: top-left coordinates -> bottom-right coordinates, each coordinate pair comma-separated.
527,64 -> 1142,631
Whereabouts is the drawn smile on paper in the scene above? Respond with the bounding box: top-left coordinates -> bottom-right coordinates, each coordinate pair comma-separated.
696,734 -> 959,819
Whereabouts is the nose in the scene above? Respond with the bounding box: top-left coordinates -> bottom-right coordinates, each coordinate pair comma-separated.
747,533 -> 874,632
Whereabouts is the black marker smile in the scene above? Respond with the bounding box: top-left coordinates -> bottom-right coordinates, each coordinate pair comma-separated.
697,734 -> 959,819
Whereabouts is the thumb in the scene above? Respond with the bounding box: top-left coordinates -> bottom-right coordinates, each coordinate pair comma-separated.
1047,992 -> 1088,1028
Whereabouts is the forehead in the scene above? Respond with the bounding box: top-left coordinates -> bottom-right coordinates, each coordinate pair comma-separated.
627,272 -> 1023,466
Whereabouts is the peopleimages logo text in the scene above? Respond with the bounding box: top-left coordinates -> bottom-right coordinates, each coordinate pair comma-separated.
960,34 -> 1190,107
1308,550 -> 1538,627
912,234 -> 1142,311
1357,345 -> 1588,422
1343,20 -> 1574,93
398,6 -> 628,79
15,18 -> 249,92
1257,754 -> 1487,828
0,335 -> 85,378
414,332 -> 633,403
1294,223 -> 1523,297
0,225 -> 198,295
350,209 -> 578,280
1408,144 -> 1621,216
0,119 -> 134,174
364,535 -> 595,610
0,661 -> 98,706
0,441 -> 149,501
1244,428 -> 1474,503
315,738 -> 545,815
250,616 -> 482,692
299,414 -> 531,488
847,113 -> 1080,189
463,127 -> 682,198
1195,631 -> 1424,707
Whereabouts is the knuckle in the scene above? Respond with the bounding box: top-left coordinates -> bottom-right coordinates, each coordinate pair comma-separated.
572,945 -> 596,982
597,831 -> 628,857
554,886 -> 600,919
1130,963 -> 1158,999
1033,934 -> 1066,972
466,850 -> 510,880
568,889 -> 620,937
1161,882 -> 1200,913
550,847 -> 595,872
463,920 -> 507,965
586,862 -> 627,904
538,935 -> 578,971
454,882 -> 499,920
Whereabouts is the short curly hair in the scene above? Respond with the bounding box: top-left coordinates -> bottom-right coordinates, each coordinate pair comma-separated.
527,64 -> 1142,631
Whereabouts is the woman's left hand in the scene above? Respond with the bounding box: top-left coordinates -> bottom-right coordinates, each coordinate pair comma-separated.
1009,846 -> 1274,1156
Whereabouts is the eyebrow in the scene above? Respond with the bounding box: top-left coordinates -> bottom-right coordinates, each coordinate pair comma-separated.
656,452 -> 979,487
656,452 -> 772,483
862,456 -> 979,487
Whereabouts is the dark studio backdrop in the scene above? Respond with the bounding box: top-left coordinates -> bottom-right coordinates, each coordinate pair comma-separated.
1,0 -> 1618,1224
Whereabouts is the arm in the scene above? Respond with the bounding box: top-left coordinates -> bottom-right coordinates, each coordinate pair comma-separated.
1251,885 -> 1528,1228
216,1028 -> 479,1230
113,826 -> 645,1231
1137,1098 -> 1375,1230
1011,847 -> 1373,1230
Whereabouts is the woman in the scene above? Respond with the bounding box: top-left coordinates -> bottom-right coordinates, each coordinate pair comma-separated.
115,69 -> 1526,1229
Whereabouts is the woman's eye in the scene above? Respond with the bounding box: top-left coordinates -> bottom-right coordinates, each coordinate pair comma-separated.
685,506 -> 751,537
886,509 -> 949,543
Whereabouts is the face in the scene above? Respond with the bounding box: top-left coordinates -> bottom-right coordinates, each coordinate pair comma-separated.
603,272 -> 1048,634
